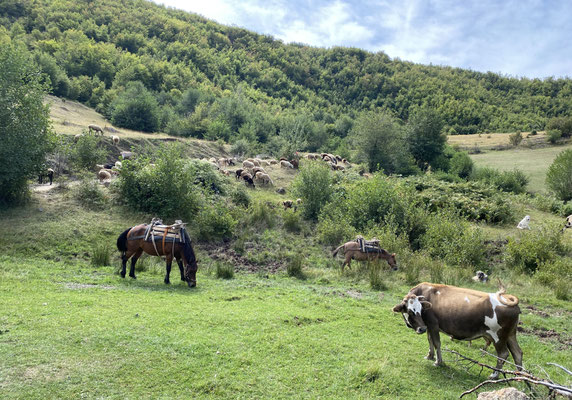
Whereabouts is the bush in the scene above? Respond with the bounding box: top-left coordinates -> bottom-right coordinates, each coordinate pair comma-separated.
509,131 -> 523,146
246,201 -> 277,229
317,213 -> 357,246
91,243 -> 111,267
546,117 -> 572,138
110,81 -> 160,132
546,149 -> 572,201
231,139 -> 251,158
287,254 -> 306,279
215,262 -> 234,279
291,161 -> 333,221
368,261 -> 387,291
231,185 -> 251,208
535,258 -> 572,300
282,209 -> 303,233
449,151 -> 474,179
73,178 -> 108,210
115,144 -> 202,221
506,225 -> 564,273
196,202 -> 236,241
547,129 -> 562,144
70,135 -> 107,171
421,212 -> 485,267
470,167 -> 528,194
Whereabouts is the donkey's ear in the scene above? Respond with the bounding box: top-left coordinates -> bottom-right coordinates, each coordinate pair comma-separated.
393,302 -> 406,313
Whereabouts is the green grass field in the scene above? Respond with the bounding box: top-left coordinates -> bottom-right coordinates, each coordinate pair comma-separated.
471,144 -> 572,193
1,185 -> 571,399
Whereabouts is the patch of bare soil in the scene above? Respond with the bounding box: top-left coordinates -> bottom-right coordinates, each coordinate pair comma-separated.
524,305 -> 549,318
201,242 -> 284,273
518,326 -> 572,349
484,239 -> 508,265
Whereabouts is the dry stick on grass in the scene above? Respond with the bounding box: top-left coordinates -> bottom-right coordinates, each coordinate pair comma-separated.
444,349 -> 572,398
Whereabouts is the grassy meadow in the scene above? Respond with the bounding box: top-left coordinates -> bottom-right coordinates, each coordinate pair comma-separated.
1,101 -> 571,399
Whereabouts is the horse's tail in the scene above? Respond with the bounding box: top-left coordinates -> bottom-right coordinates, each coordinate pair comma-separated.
116,228 -> 131,253
332,244 -> 344,258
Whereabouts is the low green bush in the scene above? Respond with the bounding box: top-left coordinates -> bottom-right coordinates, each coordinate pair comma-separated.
535,258 -> 572,300
421,212 -> 485,268
91,243 -> 111,267
547,129 -> 562,144
231,185 -> 251,208
196,202 -> 236,241
215,262 -> 234,279
505,225 -> 565,273
282,209 -> 303,233
70,135 -> 107,171
73,178 -> 108,210
287,254 -> 306,280
245,201 -> 277,229
470,167 -> 528,194
368,261 -> 387,291
449,151 -> 474,178
291,161 -> 333,221
546,149 -> 572,201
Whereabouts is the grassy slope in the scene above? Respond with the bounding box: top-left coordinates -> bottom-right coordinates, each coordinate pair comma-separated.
471,144 -> 572,193
1,100 -> 570,399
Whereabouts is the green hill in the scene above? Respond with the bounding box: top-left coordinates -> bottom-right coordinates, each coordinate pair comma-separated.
2,0 -> 571,152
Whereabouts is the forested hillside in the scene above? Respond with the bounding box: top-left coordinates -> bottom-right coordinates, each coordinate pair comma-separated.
2,0 -> 571,153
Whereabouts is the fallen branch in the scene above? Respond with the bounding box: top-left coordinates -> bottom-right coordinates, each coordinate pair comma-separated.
443,349 -> 572,398
548,362 -> 572,377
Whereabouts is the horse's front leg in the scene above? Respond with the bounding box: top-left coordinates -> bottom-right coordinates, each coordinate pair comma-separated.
176,258 -> 185,281
129,249 -> 143,279
164,256 -> 173,284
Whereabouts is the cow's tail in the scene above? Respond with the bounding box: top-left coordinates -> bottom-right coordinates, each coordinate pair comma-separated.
496,290 -> 519,306
332,244 -> 344,258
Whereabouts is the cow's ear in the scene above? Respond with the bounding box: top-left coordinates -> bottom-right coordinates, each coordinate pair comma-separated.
421,301 -> 432,310
393,302 -> 406,313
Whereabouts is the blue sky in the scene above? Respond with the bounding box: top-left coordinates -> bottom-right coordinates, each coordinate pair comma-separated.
153,0 -> 571,79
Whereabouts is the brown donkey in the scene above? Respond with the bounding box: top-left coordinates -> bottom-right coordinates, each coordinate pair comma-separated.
116,224 -> 198,287
332,241 -> 397,271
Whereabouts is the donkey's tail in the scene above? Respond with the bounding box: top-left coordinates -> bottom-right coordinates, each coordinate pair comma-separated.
332,244 -> 344,258
116,228 -> 131,252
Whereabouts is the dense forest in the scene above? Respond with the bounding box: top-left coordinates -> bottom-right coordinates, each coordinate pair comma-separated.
1,0 -> 571,155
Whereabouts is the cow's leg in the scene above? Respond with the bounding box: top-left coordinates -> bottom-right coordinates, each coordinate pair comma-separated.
129,248 -> 143,279
425,333 -> 435,361
490,339 -> 510,379
507,335 -> 523,371
429,329 -> 443,366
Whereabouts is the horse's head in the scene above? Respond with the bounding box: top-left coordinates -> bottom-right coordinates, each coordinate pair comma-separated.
185,258 -> 198,288
387,252 -> 398,271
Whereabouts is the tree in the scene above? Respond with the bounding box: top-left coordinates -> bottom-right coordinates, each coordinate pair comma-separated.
291,161 -> 333,221
351,111 -> 417,175
407,106 -> 446,168
0,44 -> 54,205
110,81 -> 160,132
546,149 -> 572,201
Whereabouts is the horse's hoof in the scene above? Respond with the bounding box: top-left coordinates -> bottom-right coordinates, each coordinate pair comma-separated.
164,280 -> 170,285
129,275 -> 136,279
120,273 -> 126,278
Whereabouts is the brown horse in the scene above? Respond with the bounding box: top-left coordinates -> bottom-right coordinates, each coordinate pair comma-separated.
116,224 -> 198,287
332,241 -> 397,271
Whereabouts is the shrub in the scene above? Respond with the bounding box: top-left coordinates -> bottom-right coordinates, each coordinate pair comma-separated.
231,139 -> 251,157
246,201 -> 277,229
509,131 -> 523,146
368,261 -> 387,291
184,159 -> 227,195
73,178 -> 108,210
196,202 -> 236,241
215,262 -> 234,279
421,212 -> 485,267
69,134 -> 107,171
110,81 -> 160,132
449,151 -> 474,179
291,161 -> 333,221
546,116 -> 572,138
115,144 -> 202,221
547,129 -> 562,144
317,213 -> 357,246
287,254 -> 306,279
282,209 -> 303,233
91,243 -> 111,267
231,185 -> 251,208
470,167 -> 528,194
506,225 -> 564,273
546,149 -> 572,201
535,258 -> 572,300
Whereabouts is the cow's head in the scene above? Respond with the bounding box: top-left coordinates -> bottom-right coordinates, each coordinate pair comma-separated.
392,294 -> 432,334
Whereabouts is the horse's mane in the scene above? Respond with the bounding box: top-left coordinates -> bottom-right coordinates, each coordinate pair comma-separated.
182,228 -> 196,265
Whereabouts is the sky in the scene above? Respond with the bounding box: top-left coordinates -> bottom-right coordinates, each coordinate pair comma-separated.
152,0 -> 572,79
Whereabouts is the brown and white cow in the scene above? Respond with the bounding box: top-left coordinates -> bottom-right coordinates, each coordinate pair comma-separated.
392,282 -> 522,379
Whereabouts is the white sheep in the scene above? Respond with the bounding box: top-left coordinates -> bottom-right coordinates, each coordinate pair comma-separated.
88,124 -> 104,135
112,135 -> 120,145
280,160 -> 294,169
74,134 -> 83,143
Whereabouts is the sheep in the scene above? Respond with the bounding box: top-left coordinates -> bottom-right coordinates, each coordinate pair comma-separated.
472,270 -> 489,283
290,159 -> 299,169
269,159 -> 279,165
235,169 -> 244,180
243,160 -> 255,169
112,135 -> 120,145
241,173 -> 255,188
240,170 -> 251,179
74,134 -> 83,143
98,169 -> 112,182
260,160 -> 271,166
88,124 -> 104,135
283,200 -> 294,209
296,198 -> 302,205
120,151 -> 133,160
517,215 -> 531,230
251,166 -> 266,175
280,160 -> 294,169
255,172 -> 273,185
562,215 -> 572,232
114,161 -> 122,169
306,153 -> 318,160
